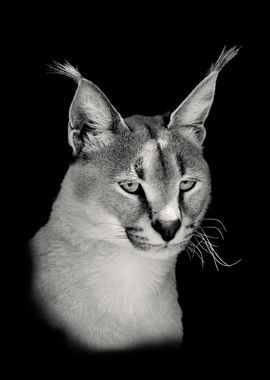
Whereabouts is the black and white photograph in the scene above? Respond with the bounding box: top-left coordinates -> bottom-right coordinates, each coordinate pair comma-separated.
6,7 -> 263,376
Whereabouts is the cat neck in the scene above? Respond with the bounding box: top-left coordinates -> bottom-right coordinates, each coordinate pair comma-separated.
48,174 -> 179,316
84,243 -> 177,317
48,215 -> 178,316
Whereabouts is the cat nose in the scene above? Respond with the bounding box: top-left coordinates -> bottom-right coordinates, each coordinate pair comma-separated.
151,219 -> 181,242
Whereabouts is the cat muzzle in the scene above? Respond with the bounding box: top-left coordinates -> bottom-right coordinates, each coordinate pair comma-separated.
151,219 -> 181,242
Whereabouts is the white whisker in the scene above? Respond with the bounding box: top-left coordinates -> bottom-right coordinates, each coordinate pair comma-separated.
187,225 -> 241,270
203,218 -> 227,232
91,223 -> 125,227
199,226 -> 225,240
194,231 -> 219,246
186,248 -> 192,261
195,228 -> 219,240
188,241 -> 205,267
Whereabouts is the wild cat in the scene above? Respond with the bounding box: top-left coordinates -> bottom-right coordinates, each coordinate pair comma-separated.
30,47 -> 239,351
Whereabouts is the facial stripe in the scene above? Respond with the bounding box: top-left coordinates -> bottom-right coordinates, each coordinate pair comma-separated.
137,187 -> 153,219
134,156 -> 144,180
156,142 -> 167,177
176,155 -> 186,176
142,121 -> 172,180
143,121 -> 158,140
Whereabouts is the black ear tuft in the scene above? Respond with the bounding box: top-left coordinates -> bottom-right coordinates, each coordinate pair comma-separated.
50,62 -> 129,155
208,46 -> 240,74
168,46 -> 239,147
47,61 -> 82,83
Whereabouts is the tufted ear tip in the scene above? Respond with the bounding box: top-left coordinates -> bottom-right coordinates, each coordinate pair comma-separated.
47,61 -> 82,83
208,45 -> 240,75
167,72 -> 217,146
168,46 -> 239,147
48,61 -> 130,155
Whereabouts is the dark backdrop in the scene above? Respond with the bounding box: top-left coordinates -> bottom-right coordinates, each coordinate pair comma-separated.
7,9 -> 262,376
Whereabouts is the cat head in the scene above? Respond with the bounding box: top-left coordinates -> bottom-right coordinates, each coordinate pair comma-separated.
51,47 -> 238,258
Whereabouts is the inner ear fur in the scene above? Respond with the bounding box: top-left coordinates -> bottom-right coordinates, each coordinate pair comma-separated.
68,78 -> 128,154
48,61 -> 128,155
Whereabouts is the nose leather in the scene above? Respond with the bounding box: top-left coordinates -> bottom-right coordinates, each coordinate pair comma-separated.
151,219 -> 181,242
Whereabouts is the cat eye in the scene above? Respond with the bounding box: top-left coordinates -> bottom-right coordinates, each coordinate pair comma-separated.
180,180 -> 196,192
119,181 -> 140,194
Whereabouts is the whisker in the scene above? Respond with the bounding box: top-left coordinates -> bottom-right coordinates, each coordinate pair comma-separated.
186,248 -> 192,261
205,237 -> 240,269
195,231 -> 224,261
188,241 -> 205,267
186,245 -> 197,260
194,233 -> 219,248
197,229 -> 222,251
105,238 -> 128,243
189,227 -> 241,270
91,223 -> 124,227
203,218 -> 227,232
195,229 -> 219,240
192,237 -> 212,268
197,239 -> 221,270
199,226 -> 225,240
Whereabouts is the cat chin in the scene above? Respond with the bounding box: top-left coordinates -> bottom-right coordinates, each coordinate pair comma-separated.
134,244 -> 185,260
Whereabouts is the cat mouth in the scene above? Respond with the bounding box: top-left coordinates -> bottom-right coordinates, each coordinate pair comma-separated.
168,240 -> 189,248
125,227 -> 189,251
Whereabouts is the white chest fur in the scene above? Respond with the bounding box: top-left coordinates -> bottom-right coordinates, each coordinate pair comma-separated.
32,231 -> 183,350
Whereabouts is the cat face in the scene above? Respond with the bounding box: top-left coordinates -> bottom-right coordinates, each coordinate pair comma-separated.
70,114 -> 211,257
52,47 -> 238,257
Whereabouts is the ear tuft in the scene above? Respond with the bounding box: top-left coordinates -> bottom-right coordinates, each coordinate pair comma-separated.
208,46 -> 240,74
168,46 -> 240,147
48,61 -> 130,155
47,61 -> 82,83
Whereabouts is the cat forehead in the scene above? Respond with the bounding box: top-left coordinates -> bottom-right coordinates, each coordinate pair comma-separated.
124,114 -> 168,136
123,115 -> 172,173
124,114 -> 172,158
80,114 -> 206,178
132,139 -> 179,188
123,115 -> 203,172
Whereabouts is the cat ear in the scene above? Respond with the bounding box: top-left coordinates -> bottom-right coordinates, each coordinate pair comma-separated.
168,46 -> 239,147
68,78 -> 129,154
50,62 -> 128,155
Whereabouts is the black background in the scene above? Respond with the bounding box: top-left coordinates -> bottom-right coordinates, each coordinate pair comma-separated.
6,7 -> 263,377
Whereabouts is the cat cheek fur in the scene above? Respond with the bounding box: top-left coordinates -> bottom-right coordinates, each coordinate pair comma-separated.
103,194 -> 144,226
72,171 -> 95,200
